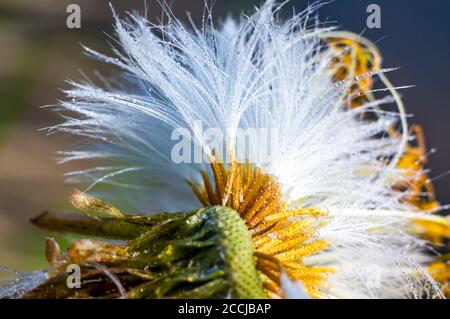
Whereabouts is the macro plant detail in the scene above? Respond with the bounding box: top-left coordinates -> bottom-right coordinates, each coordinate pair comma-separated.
1,0 -> 449,299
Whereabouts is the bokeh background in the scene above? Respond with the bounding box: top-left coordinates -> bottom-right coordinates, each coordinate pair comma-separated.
0,0 -> 449,272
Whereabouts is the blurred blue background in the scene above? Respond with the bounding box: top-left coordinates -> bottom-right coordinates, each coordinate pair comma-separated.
0,0 -> 449,271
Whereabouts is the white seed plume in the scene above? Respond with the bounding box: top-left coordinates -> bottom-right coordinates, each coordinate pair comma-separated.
47,1 -> 444,298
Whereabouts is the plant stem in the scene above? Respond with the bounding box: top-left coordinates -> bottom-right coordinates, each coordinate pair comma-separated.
31,210 -> 148,239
